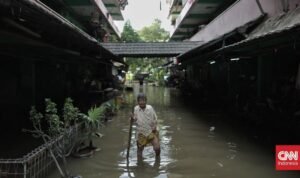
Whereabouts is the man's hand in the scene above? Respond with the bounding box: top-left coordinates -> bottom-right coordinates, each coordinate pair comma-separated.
129,113 -> 135,121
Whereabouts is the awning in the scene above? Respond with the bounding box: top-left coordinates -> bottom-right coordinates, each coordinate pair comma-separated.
217,6 -> 300,54
0,0 -> 118,60
177,7 -> 300,65
178,14 -> 265,61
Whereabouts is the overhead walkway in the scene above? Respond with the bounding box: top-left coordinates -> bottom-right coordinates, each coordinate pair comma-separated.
101,41 -> 203,57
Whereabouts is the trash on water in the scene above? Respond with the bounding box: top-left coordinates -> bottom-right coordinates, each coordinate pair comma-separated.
217,162 -> 224,167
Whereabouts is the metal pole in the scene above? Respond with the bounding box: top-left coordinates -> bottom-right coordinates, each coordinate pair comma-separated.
126,115 -> 134,161
23,162 -> 27,178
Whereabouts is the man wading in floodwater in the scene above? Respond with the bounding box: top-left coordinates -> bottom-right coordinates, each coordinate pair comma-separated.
131,93 -> 160,159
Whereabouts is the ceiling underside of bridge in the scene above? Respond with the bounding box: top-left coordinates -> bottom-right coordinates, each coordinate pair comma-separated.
101,41 -> 203,57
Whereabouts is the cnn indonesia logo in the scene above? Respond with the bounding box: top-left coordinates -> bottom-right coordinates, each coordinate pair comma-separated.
276,145 -> 300,170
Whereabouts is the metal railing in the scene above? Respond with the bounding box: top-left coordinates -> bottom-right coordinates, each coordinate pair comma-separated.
0,124 -> 83,178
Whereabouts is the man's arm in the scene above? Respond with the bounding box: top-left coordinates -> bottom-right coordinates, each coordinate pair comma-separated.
131,106 -> 138,122
151,106 -> 158,131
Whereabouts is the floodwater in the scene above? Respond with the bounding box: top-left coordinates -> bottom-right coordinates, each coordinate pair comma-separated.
48,84 -> 299,178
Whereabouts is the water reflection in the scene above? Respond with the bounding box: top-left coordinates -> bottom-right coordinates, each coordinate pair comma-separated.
119,157 -> 161,178
118,113 -> 175,178
47,84 -> 300,178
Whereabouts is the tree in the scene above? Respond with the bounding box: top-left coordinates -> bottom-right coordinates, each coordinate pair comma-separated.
136,19 -> 169,85
121,20 -> 143,75
121,21 -> 141,42
122,19 -> 170,86
138,19 -> 169,42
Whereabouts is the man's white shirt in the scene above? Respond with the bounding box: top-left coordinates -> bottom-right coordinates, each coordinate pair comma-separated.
134,105 -> 157,137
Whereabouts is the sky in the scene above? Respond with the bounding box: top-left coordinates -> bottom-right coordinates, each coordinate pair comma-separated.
114,0 -> 174,33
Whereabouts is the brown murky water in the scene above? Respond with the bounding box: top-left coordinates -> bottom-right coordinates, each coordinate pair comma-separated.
48,84 -> 299,178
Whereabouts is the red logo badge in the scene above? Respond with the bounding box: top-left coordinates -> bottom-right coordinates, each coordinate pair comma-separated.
276,145 -> 300,170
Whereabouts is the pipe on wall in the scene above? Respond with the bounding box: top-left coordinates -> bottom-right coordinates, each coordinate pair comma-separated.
255,0 -> 266,15
281,0 -> 290,12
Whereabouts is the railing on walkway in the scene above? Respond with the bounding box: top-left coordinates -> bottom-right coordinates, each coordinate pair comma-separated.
0,124 -> 83,178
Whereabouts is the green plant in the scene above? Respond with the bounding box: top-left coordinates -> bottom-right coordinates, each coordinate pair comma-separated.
29,106 -> 43,135
25,98 -> 84,178
63,98 -> 80,128
45,99 -> 63,137
26,99 -> 68,177
102,99 -> 119,116
78,105 -> 105,149
86,106 -> 105,129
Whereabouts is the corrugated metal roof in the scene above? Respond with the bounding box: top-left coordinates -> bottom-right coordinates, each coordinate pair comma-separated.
177,14 -> 265,60
221,6 -> 300,50
179,7 -> 300,62
101,42 -> 203,57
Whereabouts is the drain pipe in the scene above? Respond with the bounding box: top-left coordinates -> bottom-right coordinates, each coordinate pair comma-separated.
255,0 -> 266,15
280,0 -> 289,12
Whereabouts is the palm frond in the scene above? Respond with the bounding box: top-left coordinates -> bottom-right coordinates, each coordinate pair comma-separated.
87,106 -> 105,123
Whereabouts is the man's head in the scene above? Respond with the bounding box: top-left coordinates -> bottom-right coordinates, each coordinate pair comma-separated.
137,93 -> 147,109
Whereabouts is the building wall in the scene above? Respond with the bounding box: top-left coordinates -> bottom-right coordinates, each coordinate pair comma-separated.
190,0 -> 300,42
259,0 -> 300,16
0,53 -> 113,135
